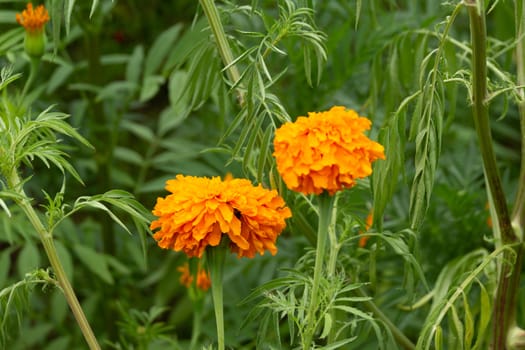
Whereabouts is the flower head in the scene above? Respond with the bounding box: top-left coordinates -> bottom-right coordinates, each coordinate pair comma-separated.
150,175 -> 291,258
16,3 -> 50,58
273,106 -> 385,195
16,3 -> 49,33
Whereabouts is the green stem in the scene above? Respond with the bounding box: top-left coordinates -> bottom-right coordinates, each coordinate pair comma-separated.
189,300 -> 203,350
8,171 -> 100,350
513,0 -> 525,241
303,192 -> 334,350
206,246 -> 226,350
356,288 -> 416,350
466,1 -> 514,244
326,195 -> 340,344
466,2 -> 521,349
21,57 -> 40,98
326,195 -> 340,278
199,0 -> 244,105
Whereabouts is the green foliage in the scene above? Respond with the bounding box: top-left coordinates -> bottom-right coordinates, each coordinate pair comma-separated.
0,269 -> 58,347
0,0 -> 524,348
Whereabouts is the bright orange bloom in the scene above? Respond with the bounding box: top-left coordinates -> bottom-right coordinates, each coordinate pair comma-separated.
177,263 -> 193,288
273,106 -> 385,195
16,3 -> 49,33
177,263 -> 211,291
196,269 -> 211,291
358,211 -> 374,247
150,175 -> 292,258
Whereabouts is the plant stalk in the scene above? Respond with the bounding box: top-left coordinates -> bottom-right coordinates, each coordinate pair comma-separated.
303,192 -> 334,350
8,170 -> 100,350
21,57 -> 40,98
326,195 -> 340,344
199,0 -> 244,105
513,0 -> 525,241
206,246 -> 226,350
466,2 -> 521,348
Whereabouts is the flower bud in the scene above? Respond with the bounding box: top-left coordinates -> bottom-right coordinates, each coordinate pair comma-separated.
16,3 -> 50,58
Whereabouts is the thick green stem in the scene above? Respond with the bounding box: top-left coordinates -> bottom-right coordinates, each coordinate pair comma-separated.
206,246 -> 226,350
466,2 -> 521,349
326,195 -> 340,344
466,1 -> 514,244
513,0 -> 525,242
199,0 -> 244,105
303,192 -> 334,350
8,171 -> 100,350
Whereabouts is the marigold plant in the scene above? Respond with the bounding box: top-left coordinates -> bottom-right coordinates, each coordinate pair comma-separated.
273,106 -> 385,195
150,175 -> 291,258
16,3 -> 50,58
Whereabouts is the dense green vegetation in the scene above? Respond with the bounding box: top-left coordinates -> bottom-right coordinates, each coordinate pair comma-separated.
0,1 -> 523,349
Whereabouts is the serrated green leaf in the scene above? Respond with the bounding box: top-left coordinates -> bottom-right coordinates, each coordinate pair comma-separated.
96,80 -> 137,102
114,146 -> 143,166
47,64 -> 74,94
73,244 -> 114,284
17,243 -> 41,279
139,75 -> 165,103
472,283 -> 491,350
435,325 -> 443,350
121,120 -> 155,143
0,249 -> 12,287
167,70 -> 189,106
126,45 -> 144,85
450,305 -> 464,350
320,312 -> 332,339
257,125 -> 273,183
89,0 -> 99,18
65,0 -> 75,35
54,240 -> 73,282
144,24 -> 183,76
0,198 -> 10,217
463,292 -> 474,349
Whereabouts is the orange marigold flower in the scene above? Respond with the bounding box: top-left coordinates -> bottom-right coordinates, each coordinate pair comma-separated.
177,263 -> 211,291
16,3 -> 49,33
150,175 -> 292,258
196,269 -> 211,291
273,106 -> 385,195
358,211 -> 374,248
177,263 -> 194,288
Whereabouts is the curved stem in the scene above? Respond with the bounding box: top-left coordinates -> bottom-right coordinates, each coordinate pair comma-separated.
8,170 -> 100,350
303,192 -> 334,350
